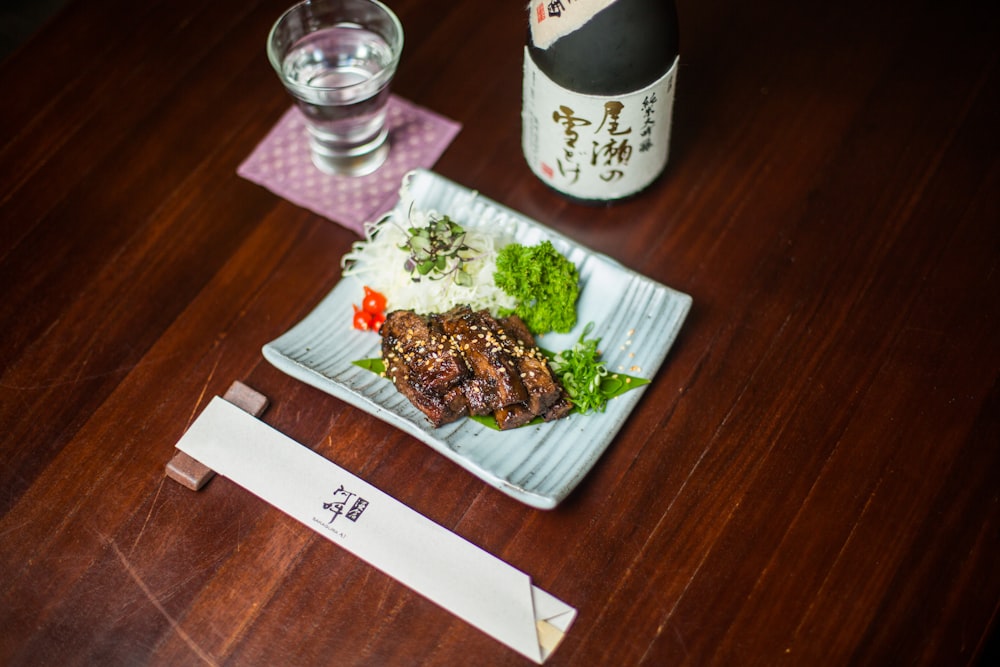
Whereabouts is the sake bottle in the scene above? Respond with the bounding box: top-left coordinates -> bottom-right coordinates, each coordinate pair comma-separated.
522,0 -> 680,202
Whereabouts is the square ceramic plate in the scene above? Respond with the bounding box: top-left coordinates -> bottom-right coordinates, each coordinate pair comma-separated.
263,169 -> 691,509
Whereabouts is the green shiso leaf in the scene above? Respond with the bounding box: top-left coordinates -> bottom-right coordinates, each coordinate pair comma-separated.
352,357 -> 385,373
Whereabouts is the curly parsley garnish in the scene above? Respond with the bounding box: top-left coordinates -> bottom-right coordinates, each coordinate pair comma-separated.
494,240 -> 579,334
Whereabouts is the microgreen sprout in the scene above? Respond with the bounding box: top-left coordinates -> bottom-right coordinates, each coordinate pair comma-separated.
398,213 -> 478,286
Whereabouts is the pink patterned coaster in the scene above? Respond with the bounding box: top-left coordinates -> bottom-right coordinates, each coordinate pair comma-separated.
238,96 -> 461,235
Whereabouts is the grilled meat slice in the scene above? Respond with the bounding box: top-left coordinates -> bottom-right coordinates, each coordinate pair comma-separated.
494,402 -> 536,430
542,396 -> 574,422
494,314 -> 565,416
438,307 -> 527,414
386,366 -> 469,427
382,310 -> 468,394
381,310 -> 470,426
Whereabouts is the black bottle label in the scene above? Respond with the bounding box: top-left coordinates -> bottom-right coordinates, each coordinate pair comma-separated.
522,49 -> 679,201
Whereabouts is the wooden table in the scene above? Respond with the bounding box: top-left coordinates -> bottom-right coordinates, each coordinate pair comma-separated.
2,0 -> 998,664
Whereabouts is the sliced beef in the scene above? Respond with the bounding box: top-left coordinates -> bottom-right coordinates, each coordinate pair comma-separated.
494,315 -> 565,415
380,307 -> 573,430
381,309 -> 470,427
542,396 -> 574,422
494,402 -> 536,430
381,310 -> 468,393
438,307 -> 527,414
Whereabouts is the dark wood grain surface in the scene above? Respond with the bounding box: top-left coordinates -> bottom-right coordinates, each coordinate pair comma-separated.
2,0 -> 998,664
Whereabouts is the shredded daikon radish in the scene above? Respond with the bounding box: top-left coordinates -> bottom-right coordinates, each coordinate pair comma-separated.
341,182 -> 518,316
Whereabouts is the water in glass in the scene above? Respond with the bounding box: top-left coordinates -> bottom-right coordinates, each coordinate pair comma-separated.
282,25 -> 395,174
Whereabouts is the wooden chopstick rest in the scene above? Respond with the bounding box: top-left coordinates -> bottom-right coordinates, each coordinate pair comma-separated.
165,380 -> 270,490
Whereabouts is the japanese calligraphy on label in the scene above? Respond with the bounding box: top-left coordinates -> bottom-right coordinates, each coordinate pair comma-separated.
529,0 -> 618,49
522,48 -> 679,200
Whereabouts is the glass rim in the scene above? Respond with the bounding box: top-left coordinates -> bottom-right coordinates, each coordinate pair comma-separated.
266,0 -> 404,93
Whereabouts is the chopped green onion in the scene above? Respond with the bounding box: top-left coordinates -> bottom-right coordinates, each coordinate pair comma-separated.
549,322 -> 612,414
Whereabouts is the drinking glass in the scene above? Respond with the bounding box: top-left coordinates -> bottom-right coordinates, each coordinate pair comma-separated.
267,0 -> 404,176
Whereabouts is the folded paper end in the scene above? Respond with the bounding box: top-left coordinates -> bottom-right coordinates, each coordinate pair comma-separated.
536,619 -> 565,660
531,585 -> 577,662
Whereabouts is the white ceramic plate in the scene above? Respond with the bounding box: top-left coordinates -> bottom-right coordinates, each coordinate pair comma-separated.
263,169 -> 691,509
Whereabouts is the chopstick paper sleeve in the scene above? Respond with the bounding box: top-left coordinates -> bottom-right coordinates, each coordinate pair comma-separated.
174,396 -> 576,663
